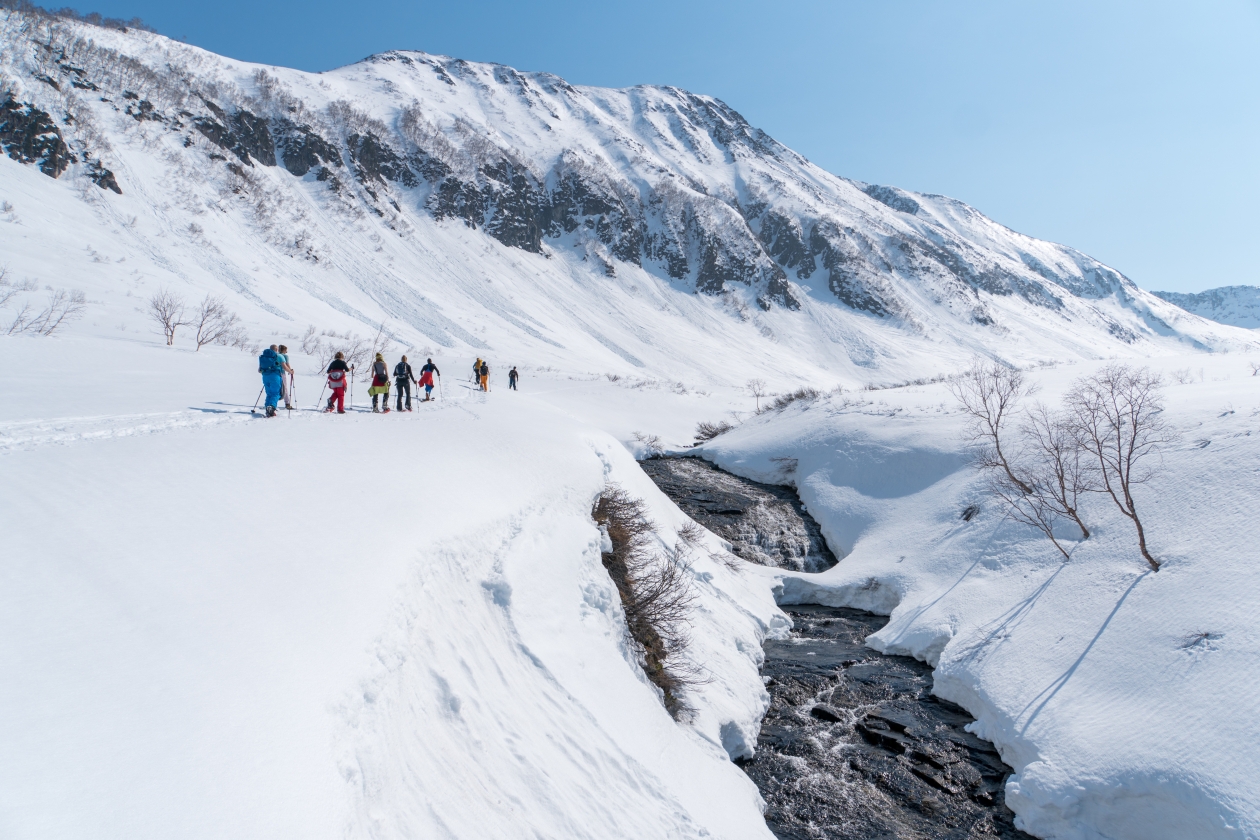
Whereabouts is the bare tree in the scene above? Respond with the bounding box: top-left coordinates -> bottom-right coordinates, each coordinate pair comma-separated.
148,288 -> 185,346
746,378 -> 767,412
986,404 -> 1097,559
1064,365 -> 1179,571
1022,403 -> 1095,541
1250,361 -> 1260,377
949,358 -> 1035,494
191,294 -> 240,350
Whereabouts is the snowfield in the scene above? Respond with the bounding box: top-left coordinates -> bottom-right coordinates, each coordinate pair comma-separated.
0,336 -> 786,840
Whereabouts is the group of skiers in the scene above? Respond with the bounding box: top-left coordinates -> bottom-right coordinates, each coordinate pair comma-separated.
256,345 -> 518,417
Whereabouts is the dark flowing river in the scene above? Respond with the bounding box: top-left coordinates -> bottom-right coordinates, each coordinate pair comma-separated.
642,456 -> 1033,840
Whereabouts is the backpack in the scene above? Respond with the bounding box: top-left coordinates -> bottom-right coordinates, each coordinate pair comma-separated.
328,369 -> 345,389
394,362 -> 408,379
258,350 -> 281,375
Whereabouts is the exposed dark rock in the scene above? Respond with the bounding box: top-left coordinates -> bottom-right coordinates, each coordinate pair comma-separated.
757,211 -> 816,279
810,223 -> 894,316
125,98 -> 161,122
482,159 -> 546,252
274,120 -> 341,176
862,183 -> 921,215
193,101 -> 275,167
347,131 -> 416,187
86,159 -> 121,194
0,97 -> 76,178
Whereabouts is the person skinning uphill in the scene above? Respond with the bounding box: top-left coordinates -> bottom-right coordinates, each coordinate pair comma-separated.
419,358 -> 440,401
508,366 -> 519,391
472,357 -> 483,390
369,353 -> 391,413
257,345 -> 284,418
479,360 -> 490,392
325,352 -> 350,414
394,355 -> 416,412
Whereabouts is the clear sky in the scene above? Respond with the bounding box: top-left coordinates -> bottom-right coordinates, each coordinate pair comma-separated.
82,0 -> 1260,293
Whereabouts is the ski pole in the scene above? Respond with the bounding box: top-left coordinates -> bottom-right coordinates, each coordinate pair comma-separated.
350,365 -> 355,411
288,373 -> 295,417
316,381 -> 327,410
250,386 -> 264,414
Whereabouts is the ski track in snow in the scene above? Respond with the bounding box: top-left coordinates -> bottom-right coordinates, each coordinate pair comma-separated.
0,409 -> 253,452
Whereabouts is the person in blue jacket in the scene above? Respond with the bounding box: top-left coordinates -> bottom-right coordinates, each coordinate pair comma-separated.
258,345 -> 285,418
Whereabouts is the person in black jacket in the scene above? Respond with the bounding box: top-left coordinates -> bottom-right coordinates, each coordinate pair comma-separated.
419,358 -> 441,401
394,355 -> 417,412
508,366 -> 519,391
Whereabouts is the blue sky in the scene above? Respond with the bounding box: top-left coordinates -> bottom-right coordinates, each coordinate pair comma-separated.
88,0 -> 1259,293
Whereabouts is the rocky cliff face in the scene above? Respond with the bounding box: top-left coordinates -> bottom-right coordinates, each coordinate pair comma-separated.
1154,286 -> 1260,329
0,9 -> 1250,375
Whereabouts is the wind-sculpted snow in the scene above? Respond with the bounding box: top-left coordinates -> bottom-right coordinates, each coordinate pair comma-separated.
0,8 -> 1253,385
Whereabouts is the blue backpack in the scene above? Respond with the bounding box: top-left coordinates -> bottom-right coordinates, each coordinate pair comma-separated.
258,350 -> 282,375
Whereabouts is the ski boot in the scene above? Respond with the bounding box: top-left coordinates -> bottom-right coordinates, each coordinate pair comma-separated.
265,405 -> 277,418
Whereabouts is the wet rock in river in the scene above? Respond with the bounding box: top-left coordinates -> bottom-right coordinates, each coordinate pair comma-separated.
747,606 -> 1032,840
639,456 -> 836,572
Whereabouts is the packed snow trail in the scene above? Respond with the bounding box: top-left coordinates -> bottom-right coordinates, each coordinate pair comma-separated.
0,340 -> 784,840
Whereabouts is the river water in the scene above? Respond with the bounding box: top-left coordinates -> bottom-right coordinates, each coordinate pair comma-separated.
642,456 -> 1032,840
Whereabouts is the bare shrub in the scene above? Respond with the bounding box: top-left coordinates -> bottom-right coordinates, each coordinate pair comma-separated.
1172,368 -> 1194,385
1064,365 -> 1179,571
694,420 -> 734,443
632,431 -> 663,455
746,378 -> 767,412
218,325 -> 253,351
949,358 -> 1034,495
1250,361 -> 1260,377
191,294 -> 240,350
300,325 -> 322,355
148,288 -> 185,345
765,387 -> 820,413
5,289 -> 85,336
593,486 -> 699,719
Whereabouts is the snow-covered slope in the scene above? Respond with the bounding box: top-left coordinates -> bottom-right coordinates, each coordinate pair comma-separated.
1154,286 -> 1260,329
1,9 -> 1254,387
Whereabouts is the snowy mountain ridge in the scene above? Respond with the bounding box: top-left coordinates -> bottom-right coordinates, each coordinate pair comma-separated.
1153,285 -> 1260,329
1,9 -> 1253,381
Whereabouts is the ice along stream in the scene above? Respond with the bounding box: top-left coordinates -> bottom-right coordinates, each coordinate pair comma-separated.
640,456 -> 1033,840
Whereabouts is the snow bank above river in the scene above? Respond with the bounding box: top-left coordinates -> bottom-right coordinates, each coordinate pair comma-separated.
695,354 -> 1260,840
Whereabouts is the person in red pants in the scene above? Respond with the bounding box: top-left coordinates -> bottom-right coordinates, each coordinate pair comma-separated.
326,352 -> 350,413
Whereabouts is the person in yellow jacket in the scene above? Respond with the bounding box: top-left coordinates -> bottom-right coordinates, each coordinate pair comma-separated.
473,357 -> 484,390
368,353 -> 391,413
